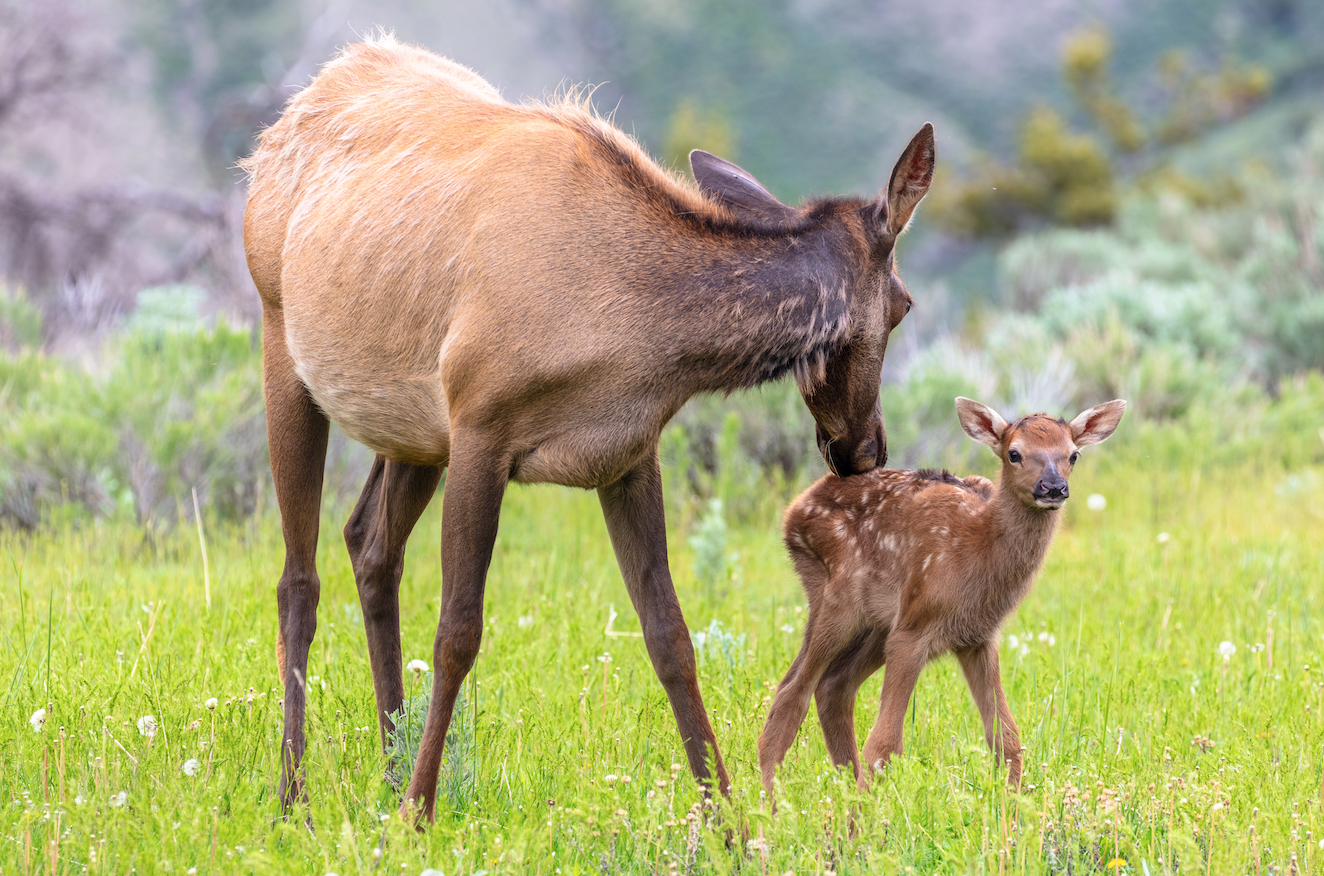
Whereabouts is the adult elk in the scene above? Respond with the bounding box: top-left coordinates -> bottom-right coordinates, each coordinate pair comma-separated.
242,35 -> 935,821
759,398 -> 1126,795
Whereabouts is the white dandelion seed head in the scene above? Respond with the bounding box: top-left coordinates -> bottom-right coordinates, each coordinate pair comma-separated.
780,624 -> 795,634
110,791 -> 127,807
137,715 -> 158,738
74,794 -> 86,805
1086,493 -> 1106,512
182,758 -> 201,777
1157,532 -> 1171,543
1007,635 -> 1020,650
204,697 -> 218,711
604,774 -> 618,783
407,659 -> 429,675
517,615 -> 534,628
1218,641 -> 1236,660
29,708 -> 46,732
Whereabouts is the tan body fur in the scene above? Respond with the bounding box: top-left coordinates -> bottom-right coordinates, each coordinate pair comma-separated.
758,398 -> 1126,796
242,35 -> 937,820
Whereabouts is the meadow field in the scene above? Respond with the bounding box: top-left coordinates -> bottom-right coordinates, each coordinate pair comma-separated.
4,410 -> 1323,875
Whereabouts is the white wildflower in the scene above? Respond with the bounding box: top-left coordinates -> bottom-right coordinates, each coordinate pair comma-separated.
518,614 -> 534,628
182,758 -> 201,777
1007,635 -> 1020,650
110,791 -> 127,807
204,697 -> 218,711
604,774 -> 618,783
1157,532 -> 1170,543
137,715 -> 158,738
780,624 -> 795,634
1218,641 -> 1236,660
407,659 -> 429,676
29,708 -> 46,732
74,794 -> 86,805
1086,494 -> 1106,512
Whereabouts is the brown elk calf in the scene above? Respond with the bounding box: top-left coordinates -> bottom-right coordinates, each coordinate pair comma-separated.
758,396 -> 1126,795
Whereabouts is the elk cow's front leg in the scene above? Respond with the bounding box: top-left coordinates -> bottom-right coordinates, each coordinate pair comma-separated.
264,305 -> 331,811
343,456 -> 443,752
598,449 -> 730,797
956,640 -> 1023,786
860,629 -> 926,777
401,436 -> 507,823
813,626 -> 888,788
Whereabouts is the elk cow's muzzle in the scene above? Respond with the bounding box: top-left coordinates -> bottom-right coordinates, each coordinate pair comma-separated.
817,416 -> 886,477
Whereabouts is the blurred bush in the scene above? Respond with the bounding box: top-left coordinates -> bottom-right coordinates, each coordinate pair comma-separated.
0,286 -> 268,529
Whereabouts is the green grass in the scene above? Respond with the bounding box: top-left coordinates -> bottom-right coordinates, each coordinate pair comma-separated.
3,444 -> 1323,874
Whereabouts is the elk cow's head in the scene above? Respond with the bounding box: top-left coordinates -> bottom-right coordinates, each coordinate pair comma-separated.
689,124 -> 936,476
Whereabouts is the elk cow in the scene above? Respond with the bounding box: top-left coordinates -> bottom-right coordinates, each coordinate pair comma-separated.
242,34 -> 935,821
759,397 -> 1126,794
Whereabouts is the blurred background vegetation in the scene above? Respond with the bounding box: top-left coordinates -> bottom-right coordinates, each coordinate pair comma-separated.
1,0 -> 1322,531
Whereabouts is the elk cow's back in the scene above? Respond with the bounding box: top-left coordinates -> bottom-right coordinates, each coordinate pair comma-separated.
243,35 -> 717,466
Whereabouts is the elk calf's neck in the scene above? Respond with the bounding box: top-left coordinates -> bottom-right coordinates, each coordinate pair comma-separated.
758,396 -> 1126,798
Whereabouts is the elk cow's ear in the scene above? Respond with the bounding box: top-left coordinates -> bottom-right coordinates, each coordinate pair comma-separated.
1069,400 -> 1127,447
874,122 -> 935,236
690,150 -> 795,224
955,397 -> 1007,450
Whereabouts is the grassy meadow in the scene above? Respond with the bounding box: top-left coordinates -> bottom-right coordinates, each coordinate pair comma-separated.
4,419 -> 1323,875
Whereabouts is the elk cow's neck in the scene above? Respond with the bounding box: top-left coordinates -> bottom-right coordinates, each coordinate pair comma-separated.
653,212 -> 862,396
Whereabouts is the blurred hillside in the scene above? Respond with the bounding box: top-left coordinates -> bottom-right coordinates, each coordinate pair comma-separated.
1,0 -> 1322,529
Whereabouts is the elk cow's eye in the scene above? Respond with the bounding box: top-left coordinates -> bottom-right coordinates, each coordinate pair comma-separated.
1070,451 -> 1080,464
905,300 -> 913,314
1008,449 -> 1022,464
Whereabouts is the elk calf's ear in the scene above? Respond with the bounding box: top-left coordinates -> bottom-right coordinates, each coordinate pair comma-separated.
1069,400 -> 1127,447
689,150 -> 795,224
955,397 -> 1007,450
875,122 -> 936,236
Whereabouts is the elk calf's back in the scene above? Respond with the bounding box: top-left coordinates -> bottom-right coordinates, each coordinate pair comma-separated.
758,397 -> 1126,796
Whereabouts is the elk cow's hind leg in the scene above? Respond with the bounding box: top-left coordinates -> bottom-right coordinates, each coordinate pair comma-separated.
344,456 -> 443,756
264,305 -> 331,811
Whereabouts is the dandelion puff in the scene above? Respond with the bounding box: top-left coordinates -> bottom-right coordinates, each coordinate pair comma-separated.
204,697 -> 218,711
517,615 -> 534,628
29,708 -> 46,732
110,791 -> 127,807
1218,641 -> 1236,660
1157,532 -> 1170,543
1086,494 -> 1106,512
604,774 -> 618,783
407,659 -> 429,676
182,758 -> 201,777
1008,635 -> 1020,650
74,794 -> 86,805
137,715 -> 158,738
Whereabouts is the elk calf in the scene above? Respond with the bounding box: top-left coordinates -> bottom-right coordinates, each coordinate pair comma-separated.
758,397 -> 1125,794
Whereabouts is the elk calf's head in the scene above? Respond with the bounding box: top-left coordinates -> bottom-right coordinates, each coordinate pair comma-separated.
690,123 -> 935,476
956,397 -> 1127,509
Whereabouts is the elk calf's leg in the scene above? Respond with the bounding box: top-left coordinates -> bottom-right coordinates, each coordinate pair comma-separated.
598,451 -> 730,796
956,641 -> 1023,785
757,616 -> 857,795
264,306 -> 331,810
402,440 -> 507,822
860,631 -> 926,776
344,456 -> 443,752
813,627 -> 888,787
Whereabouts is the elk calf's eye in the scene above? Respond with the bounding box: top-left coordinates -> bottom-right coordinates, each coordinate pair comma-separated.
1070,452 -> 1079,464
1008,450 -> 1022,463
